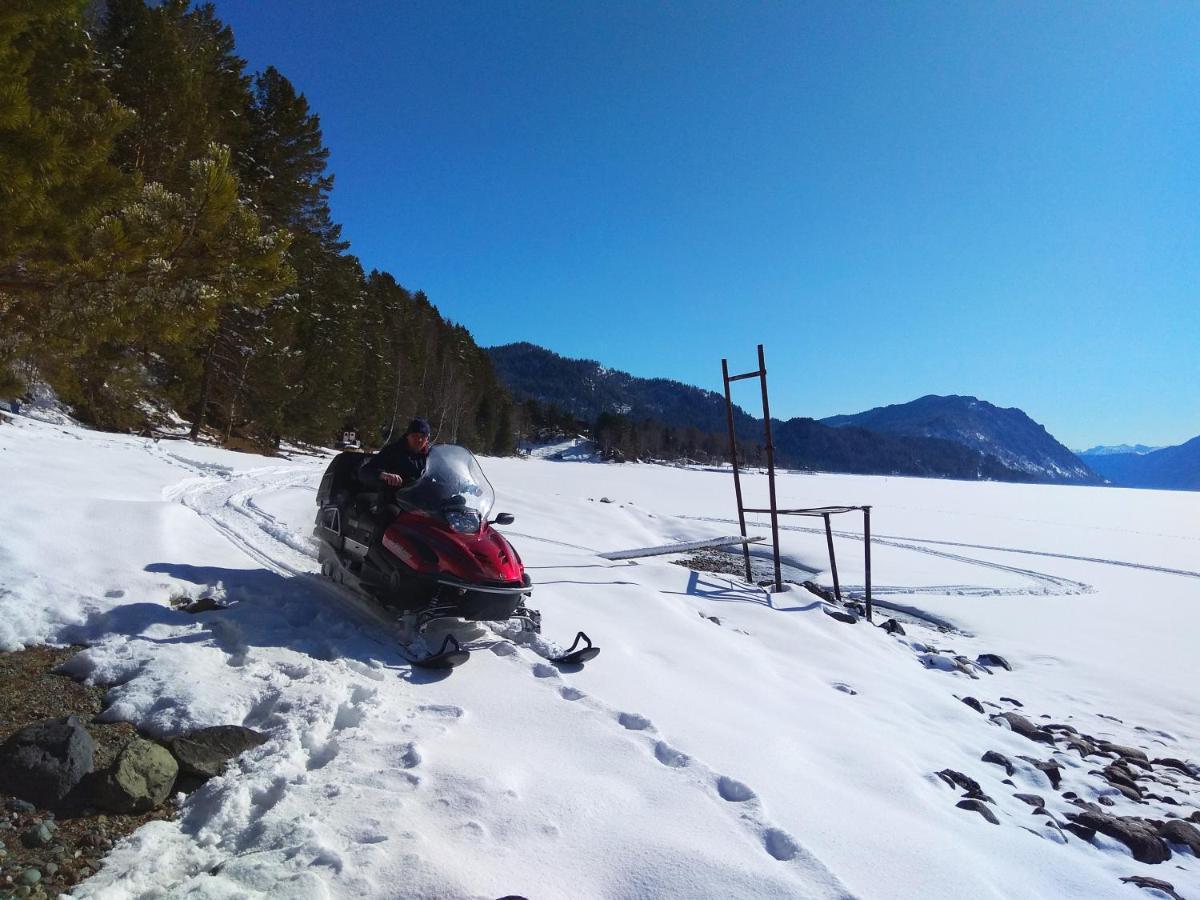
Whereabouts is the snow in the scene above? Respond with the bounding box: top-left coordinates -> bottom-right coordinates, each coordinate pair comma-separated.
0,412 -> 1197,899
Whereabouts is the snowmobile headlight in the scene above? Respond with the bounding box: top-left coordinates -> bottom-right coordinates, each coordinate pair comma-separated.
444,509 -> 482,534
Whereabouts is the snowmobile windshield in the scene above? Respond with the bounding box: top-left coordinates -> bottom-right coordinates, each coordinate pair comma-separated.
399,445 -> 496,531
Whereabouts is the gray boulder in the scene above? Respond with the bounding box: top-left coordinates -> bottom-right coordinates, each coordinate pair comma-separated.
0,716 -> 94,807
959,696 -> 985,714
992,712 -> 1056,745
99,738 -> 179,812
1119,876 -> 1184,900
822,607 -> 858,625
1067,810 -> 1171,864
1158,819 -> 1200,855
976,653 -> 1011,671
1097,741 -> 1149,763
168,725 -> 267,779
956,799 -> 999,824
981,751 -> 1014,776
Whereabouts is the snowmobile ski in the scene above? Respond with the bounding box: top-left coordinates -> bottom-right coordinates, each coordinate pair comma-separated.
551,631 -> 601,666
411,633 -> 471,669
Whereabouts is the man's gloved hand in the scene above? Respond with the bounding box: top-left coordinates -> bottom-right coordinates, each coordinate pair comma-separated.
380,472 -> 404,487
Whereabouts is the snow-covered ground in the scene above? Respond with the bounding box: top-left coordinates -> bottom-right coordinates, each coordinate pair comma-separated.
0,413 -> 1197,899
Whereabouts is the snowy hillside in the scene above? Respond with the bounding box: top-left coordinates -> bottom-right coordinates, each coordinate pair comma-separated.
1,413 -> 1198,899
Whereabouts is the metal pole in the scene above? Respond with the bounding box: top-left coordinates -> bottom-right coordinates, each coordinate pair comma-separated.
823,513 -> 842,603
722,359 -> 752,583
757,344 -> 782,593
864,506 -> 873,622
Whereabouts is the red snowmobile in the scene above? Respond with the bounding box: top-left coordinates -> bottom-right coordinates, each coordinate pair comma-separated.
314,444 -> 598,669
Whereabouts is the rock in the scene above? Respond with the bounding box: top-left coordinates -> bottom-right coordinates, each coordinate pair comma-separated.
1102,764 -> 1143,797
5,798 -> 35,814
1119,876 -> 1185,900
1018,756 -> 1063,789
167,725 -> 268,779
1154,758 -> 1199,778
936,769 -> 992,802
976,653 -> 1011,671
959,696 -> 985,714
0,716 -> 95,807
1066,738 -> 1097,758
1064,822 -> 1095,842
992,712 -> 1056,745
956,798 -> 999,824
98,738 -> 179,812
1098,796 -> 1115,806
823,607 -> 858,625
45,862 -> 58,875
1042,723 -> 1079,736
881,618 -> 905,635
1066,811 -> 1171,864
999,696 -> 1023,707
981,751 -> 1015,776
182,596 -> 224,614
599,497 -> 613,503
1097,742 -> 1149,763
1014,793 -> 1045,808
20,823 -> 53,848
19,868 -> 41,886
1158,819 -> 1200,855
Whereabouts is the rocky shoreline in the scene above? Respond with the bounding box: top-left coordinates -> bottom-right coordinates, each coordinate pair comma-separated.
0,647 -> 264,899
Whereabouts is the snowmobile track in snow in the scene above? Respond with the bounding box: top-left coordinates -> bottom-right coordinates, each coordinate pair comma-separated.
681,515 -> 1200,582
150,450 -> 854,889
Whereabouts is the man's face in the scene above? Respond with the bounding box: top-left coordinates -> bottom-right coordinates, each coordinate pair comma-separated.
405,431 -> 430,452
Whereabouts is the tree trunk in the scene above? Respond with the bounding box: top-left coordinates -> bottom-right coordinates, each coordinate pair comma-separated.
190,339 -> 217,441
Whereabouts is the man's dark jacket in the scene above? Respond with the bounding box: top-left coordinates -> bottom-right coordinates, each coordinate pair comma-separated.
358,441 -> 429,490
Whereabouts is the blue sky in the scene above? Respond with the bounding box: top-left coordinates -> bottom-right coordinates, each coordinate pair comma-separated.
212,1 -> 1199,448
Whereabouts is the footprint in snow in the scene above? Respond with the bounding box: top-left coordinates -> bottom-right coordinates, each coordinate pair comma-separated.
532,663 -> 558,678
305,738 -> 339,770
763,827 -> 800,861
333,701 -> 366,731
618,712 -> 654,731
716,776 -> 756,803
398,742 -> 421,769
418,703 -> 464,719
654,741 -> 690,768
104,589 -> 125,599
490,642 -> 518,657
559,686 -> 586,701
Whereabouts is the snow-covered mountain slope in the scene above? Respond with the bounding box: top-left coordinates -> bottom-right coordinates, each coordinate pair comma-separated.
823,395 -> 1101,484
1,414 -> 1198,899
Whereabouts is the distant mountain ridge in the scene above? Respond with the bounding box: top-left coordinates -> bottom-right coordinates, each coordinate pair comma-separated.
1082,436 -> 1200,491
487,343 -> 1040,483
486,342 -> 755,436
822,395 -> 1100,485
1077,444 -> 1162,457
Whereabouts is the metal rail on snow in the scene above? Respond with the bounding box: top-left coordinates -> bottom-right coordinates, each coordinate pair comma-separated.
598,534 -> 766,562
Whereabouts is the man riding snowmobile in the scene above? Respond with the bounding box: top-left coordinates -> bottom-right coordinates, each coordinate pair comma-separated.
360,417 -> 432,490
314,417 -> 599,669
357,417 -> 432,541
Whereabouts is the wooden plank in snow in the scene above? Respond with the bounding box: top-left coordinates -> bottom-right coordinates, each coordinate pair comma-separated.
599,535 -> 765,561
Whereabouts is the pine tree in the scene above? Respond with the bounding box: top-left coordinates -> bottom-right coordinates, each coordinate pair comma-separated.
0,0 -> 132,375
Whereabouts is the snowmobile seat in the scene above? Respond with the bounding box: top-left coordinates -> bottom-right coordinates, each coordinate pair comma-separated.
317,451 -> 370,509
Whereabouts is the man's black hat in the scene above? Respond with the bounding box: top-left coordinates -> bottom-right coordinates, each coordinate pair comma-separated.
406,417 -> 431,436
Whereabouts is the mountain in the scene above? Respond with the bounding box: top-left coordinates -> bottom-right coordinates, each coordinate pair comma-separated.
821,395 -> 1100,485
1077,444 -> 1162,457
486,342 -> 757,435
487,343 -> 1030,482
1082,436 -> 1200,491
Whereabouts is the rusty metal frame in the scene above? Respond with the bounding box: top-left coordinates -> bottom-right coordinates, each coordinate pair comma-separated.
721,345 -> 875,621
